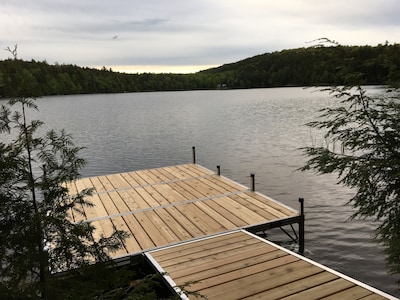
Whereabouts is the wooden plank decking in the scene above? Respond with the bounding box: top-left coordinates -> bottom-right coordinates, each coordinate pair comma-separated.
147,230 -> 396,300
66,163 -> 397,299
68,164 -> 299,258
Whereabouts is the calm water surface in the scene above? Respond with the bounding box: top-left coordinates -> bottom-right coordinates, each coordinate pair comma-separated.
3,87 -> 399,296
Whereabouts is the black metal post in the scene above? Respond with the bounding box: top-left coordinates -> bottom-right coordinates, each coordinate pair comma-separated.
192,146 -> 196,164
217,165 -> 221,175
298,197 -> 305,255
250,173 -> 255,192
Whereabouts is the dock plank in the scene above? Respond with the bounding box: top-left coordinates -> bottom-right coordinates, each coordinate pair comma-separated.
89,176 -> 106,193
116,189 -> 141,212
107,191 -> 131,214
151,183 -> 188,204
153,233 -> 255,265
273,277 -> 355,300
169,244 -> 277,276
202,261 -> 313,297
239,271 -> 339,300
87,194 -> 108,220
193,200 -> 237,229
97,176 -> 114,193
125,170 -> 149,186
152,166 -> 180,181
143,210 -> 181,244
171,247 -> 290,282
175,178 -> 216,198
146,167 -> 173,183
194,261 -> 321,298
73,178 -> 92,221
125,188 -> 152,210
98,193 -> 119,216
174,164 -> 204,178
138,169 -> 166,185
150,231 -> 247,261
134,211 -> 170,246
122,214 -> 155,250
360,294 -> 391,300
159,165 -> 189,180
175,202 -> 227,235
219,195 -> 267,224
152,209 -> 193,241
106,173 -> 131,190
197,176 -> 241,195
142,185 -> 170,206
163,206 -> 204,237
134,186 -> 164,208
203,198 -> 249,227
249,192 -> 298,216
316,285 -> 373,300
165,181 -> 197,201
119,172 -> 142,187
92,218 -> 128,257
75,177 -> 94,192
108,216 -> 141,254
65,181 -> 79,222
231,192 -> 288,220
202,175 -> 248,193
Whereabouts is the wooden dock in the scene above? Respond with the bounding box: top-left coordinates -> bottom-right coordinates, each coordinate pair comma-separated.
67,163 -> 397,299
147,230 -> 395,300
67,163 -> 299,257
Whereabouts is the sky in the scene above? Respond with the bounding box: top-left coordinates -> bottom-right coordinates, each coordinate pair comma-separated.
1,0 -> 399,74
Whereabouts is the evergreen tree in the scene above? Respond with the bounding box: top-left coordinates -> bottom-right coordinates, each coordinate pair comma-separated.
300,85 -> 400,283
0,97 -> 127,298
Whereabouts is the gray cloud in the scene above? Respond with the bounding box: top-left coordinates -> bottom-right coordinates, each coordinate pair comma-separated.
1,0 -> 399,72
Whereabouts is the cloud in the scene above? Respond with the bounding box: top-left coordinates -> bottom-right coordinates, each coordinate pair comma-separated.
1,0 -> 399,73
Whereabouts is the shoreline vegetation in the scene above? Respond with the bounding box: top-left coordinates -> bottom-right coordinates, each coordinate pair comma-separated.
1,43 -> 399,98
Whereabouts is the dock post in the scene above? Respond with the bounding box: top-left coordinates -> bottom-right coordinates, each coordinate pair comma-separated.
217,165 -> 221,175
250,173 -> 255,192
192,146 -> 196,164
298,197 -> 305,255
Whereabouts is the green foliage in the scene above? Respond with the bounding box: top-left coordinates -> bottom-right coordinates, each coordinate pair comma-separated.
201,43 -> 400,88
1,43 -> 399,97
0,60 -> 210,97
47,261 -> 206,300
48,263 -> 162,299
300,85 -> 400,281
0,98 -> 128,298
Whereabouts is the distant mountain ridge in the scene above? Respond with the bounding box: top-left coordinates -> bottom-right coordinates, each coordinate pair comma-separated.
1,44 -> 399,97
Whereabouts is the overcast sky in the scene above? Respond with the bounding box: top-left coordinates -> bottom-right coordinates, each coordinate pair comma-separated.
1,0 -> 399,73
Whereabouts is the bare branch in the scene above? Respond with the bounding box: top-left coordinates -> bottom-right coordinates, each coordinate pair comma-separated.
5,44 -> 18,59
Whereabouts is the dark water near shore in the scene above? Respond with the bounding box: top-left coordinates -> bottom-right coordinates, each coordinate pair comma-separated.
2,87 -> 399,297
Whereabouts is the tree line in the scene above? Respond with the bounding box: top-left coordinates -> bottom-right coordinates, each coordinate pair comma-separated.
1,43 -> 400,98
206,43 -> 400,88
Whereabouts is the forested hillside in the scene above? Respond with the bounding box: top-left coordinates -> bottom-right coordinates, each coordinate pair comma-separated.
1,44 -> 399,97
202,43 -> 400,88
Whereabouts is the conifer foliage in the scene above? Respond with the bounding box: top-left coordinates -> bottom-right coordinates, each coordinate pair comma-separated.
301,85 -> 400,282
0,97 -> 127,298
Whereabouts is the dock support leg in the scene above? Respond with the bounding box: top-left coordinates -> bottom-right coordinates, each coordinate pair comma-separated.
298,197 -> 305,255
192,146 -> 196,164
250,173 -> 255,192
217,165 -> 221,175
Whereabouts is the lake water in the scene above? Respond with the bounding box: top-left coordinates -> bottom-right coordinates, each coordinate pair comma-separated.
2,87 -> 399,297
